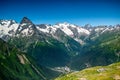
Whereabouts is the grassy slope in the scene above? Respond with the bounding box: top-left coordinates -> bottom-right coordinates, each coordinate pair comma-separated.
55,62 -> 120,80
0,39 -> 47,80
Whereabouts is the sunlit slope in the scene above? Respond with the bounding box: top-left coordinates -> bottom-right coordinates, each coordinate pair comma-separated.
55,62 -> 120,80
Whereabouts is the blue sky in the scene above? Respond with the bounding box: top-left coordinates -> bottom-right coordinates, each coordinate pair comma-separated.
0,0 -> 120,26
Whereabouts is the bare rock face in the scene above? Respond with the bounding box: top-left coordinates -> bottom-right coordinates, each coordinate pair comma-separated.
17,54 -> 29,64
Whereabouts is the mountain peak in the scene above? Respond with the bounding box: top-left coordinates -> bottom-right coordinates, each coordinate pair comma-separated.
56,22 -> 71,26
15,17 -> 38,35
20,17 -> 33,24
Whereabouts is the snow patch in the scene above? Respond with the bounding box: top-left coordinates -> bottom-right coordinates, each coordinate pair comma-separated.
0,21 -> 19,37
0,20 -> 11,27
54,23 -> 73,36
77,27 -> 90,35
20,23 -> 27,26
74,38 -> 85,45
37,25 -> 49,33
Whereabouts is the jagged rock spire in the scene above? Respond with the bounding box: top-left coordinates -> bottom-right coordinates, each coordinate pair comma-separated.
20,17 -> 33,24
15,17 -> 37,35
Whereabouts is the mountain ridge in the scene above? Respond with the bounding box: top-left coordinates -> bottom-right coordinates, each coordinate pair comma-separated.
0,17 -> 120,44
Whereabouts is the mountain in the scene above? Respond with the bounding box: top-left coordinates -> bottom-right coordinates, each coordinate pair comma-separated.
0,38 -> 64,80
0,17 -> 120,79
0,20 -> 18,41
36,22 -> 90,44
6,18 -> 83,67
71,29 -> 120,70
16,17 -> 40,36
55,62 -> 120,80
0,38 -> 47,80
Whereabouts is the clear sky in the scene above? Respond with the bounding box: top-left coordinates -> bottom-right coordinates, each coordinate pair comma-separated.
0,0 -> 120,26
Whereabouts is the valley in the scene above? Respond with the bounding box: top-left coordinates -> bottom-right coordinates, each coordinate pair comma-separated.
0,17 -> 120,80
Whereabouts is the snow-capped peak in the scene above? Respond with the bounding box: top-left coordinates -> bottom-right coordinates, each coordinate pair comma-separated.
36,22 -> 90,40
53,22 -> 74,36
15,17 -> 37,36
53,22 -> 90,36
56,22 -> 70,27
55,22 -> 77,28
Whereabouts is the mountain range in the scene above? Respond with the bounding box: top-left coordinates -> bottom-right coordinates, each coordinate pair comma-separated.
0,17 -> 120,80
